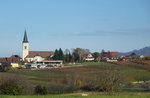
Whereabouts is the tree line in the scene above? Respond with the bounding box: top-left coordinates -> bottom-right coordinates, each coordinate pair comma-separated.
51,48 -> 100,63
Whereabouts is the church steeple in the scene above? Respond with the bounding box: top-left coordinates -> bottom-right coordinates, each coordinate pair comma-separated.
22,29 -> 29,61
23,30 -> 28,43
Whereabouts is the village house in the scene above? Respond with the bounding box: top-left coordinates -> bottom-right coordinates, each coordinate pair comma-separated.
82,54 -> 94,61
101,51 -> 119,61
119,54 -> 149,61
0,55 -> 21,62
25,51 -> 54,62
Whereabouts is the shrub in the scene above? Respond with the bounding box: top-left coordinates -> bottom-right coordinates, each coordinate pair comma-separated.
80,85 -> 95,91
80,84 -> 106,92
80,69 -> 124,92
34,85 -> 48,95
76,80 -> 82,87
48,83 -> 78,94
0,79 -> 23,95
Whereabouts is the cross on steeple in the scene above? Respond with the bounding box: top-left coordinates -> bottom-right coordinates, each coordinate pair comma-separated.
23,29 -> 28,43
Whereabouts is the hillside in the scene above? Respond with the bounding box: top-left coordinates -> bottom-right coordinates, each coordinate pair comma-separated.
1,61 -> 150,95
119,46 -> 150,56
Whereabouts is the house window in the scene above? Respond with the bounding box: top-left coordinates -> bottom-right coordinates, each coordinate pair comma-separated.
24,46 -> 27,49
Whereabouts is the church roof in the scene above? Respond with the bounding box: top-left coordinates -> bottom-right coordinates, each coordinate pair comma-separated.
26,51 -> 54,58
23,30 -> 28,43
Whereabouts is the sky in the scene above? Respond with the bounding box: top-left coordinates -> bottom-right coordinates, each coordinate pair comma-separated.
0,0 -> 150,57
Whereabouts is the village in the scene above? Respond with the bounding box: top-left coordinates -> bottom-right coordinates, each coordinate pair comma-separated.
0,0 -> 150,97
0,30 -> 149,71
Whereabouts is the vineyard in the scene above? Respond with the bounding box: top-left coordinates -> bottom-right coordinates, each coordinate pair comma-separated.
0,61 -> 150,96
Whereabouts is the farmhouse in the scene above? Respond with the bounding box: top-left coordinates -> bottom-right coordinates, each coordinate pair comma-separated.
82,54 -> 94,61
101,51 -> 119,60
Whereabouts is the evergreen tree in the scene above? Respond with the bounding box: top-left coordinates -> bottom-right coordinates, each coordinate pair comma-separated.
58,48 -> 64,60
68,52 -> 72,62
130,52 -> 136,56
64,52 -> 73,63
53,49 -> 59,60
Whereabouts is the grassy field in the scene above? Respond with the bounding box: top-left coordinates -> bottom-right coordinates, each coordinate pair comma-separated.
1,61 -> 150,95
0,95 -> 150,98
78,62 -> 115,66
2,61 -> 150,84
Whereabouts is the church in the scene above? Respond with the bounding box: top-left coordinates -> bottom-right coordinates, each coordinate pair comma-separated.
22,30 -> 54,62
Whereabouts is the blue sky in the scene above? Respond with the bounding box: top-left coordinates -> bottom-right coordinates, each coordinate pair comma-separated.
0,0 -> 150,57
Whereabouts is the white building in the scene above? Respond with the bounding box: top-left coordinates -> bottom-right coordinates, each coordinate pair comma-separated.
22,30 -> 54,62
31,60 -> 63,69
84,54 -> 94,61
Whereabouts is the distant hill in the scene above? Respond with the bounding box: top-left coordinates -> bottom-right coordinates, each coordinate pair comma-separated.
119,46 -> 150,56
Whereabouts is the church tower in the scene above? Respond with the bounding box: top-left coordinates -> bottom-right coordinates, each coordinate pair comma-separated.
22,30 -> 29,61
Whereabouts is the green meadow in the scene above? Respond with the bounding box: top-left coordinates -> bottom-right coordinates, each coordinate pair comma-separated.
0,95 -> 150,98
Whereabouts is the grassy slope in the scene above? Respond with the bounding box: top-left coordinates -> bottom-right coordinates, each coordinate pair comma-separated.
120,67 -> 150,81
4,62 -> 150,83
79,62 -> 150,81
7,70 -> 63,78
80,62 -> 112,66
1,62 -> 150,96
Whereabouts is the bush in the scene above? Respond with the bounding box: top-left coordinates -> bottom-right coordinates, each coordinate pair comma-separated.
80,70 -> 124,92
34,85 -> 48,95
80,84 -> 106,92
48,83 -> 78,94
76,80 -> 82,87
0,79 -> 23,95
80,85 -> 95,91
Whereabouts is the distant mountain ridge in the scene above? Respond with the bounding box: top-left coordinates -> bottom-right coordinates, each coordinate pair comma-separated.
119,46 -> 150,56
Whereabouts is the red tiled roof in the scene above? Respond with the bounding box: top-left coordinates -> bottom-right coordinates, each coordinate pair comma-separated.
26,51 -> 54,58
101,52 -> 118,58
82,54 -> 88,58
0,55 -> 21,62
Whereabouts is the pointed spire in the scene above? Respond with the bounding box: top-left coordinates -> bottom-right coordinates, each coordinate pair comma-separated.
23,29 -> 28,43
